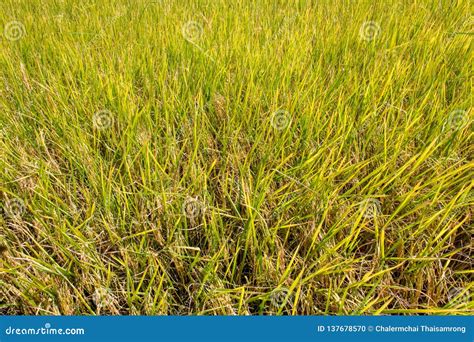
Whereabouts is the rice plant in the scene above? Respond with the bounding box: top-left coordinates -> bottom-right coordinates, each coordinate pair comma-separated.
0,0 -> 472,315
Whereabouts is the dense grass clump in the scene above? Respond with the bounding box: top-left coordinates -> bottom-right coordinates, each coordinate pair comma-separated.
0,0 -> 472,315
